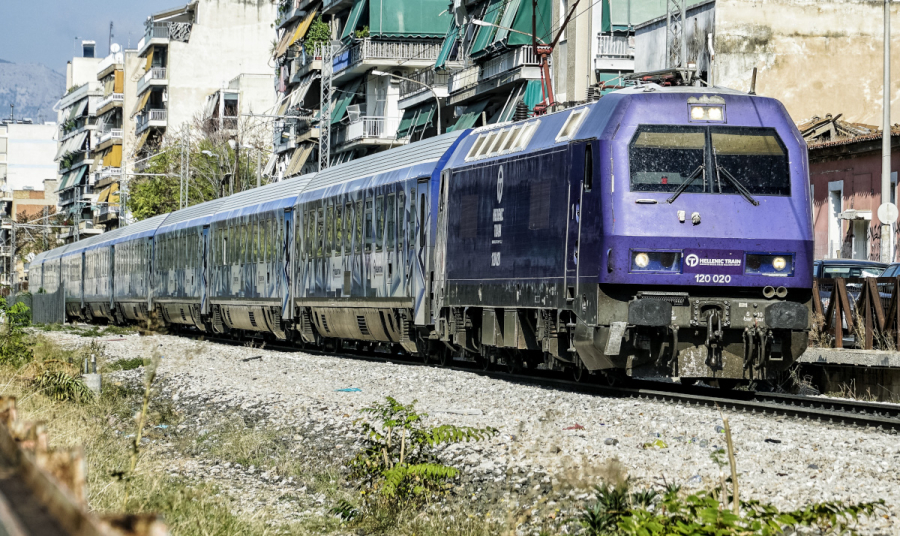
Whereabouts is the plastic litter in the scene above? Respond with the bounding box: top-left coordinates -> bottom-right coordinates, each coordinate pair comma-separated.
648,431 -> 661,438
764,438 -> 782,444
715,425 -> 725,433
155,424 -> 169,429
563,423 -> 585,431
603,438 -> 619,446
686,475 -> 703,487
335,387 -> 361,392
642,439 -> 668,449
699,439 -> 708,448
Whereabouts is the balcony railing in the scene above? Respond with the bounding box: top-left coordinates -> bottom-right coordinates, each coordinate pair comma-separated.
96,92 -> 124,111
145,22 -> 170,40
136,109 -> 167,133
597,35 -> 634,58
137,67 -> 167,95
399,68 -> 450,99
291,43 -> 327,81
273,121 -> 298,152
334,116 -> 400,145
99,127 -> 123,144
448,66 -> 479,93
336,38 -> 443,75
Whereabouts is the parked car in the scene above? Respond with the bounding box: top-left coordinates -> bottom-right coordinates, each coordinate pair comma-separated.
813,259 -> 888,279
880,263 -> 900,278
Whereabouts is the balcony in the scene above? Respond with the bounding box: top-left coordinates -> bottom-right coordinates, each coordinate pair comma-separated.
137,67 -> 167,96
595,34 -> 635,72
59,152 -> 89,174
273,121 -> 298,153
136,109 -> 167,134
322,0 -> 354,15
447,47 -> 541,106
95,167 -> 121,190
290,43 -> 326,83
333,38 -> 443,80
0,246 -> 10,257
95,204 -> 120,225
278,0 -> 316,29
96,93 -> 124,115
98,127 -> 123,146
398,68 -> 450,109
54,82 -> 102,113
138,22 -> 171,56
333,116 -> 402,150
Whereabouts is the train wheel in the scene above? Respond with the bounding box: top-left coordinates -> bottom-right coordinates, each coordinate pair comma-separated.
506,353 -> 522,374
437,346 -> 451,367
572,357 -> 586,383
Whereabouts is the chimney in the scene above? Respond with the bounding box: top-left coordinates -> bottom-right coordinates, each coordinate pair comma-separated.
82,40 -> 96,58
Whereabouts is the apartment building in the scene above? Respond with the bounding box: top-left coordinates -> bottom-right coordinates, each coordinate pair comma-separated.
271,0 -> 452,180
91,46 -> 129,230
132,0 -> 277,161
54,41 -> 103,242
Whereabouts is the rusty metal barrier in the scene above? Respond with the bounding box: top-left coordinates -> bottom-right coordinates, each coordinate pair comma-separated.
0,397 -> 168,536
813,276 -> 900,350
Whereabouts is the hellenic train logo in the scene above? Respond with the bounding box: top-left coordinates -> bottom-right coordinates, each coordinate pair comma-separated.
685,254 -> 700,267
497,165 -> 504,203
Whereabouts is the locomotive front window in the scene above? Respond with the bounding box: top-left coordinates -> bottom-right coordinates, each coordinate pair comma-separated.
629,125 -> 790,197
630,127 -> 706,193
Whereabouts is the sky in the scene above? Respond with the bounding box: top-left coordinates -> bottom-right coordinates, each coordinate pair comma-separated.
0,1 -> 177,73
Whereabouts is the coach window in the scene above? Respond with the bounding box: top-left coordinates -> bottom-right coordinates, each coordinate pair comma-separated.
316,207 -> 325,258
326,204 -> 334,257
354,200 -> 363,254
584,145 -> 593,192
343,203 -> 352,256
396,191 -> 405,248
419,192 -> 426,247
375,195 -> 384,252
334,204 -> 343,256
386,193 -> 396,251
365,198 -> 373,253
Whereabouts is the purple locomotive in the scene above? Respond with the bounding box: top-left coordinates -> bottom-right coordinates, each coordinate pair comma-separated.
438,84 -> 812,386
33,83 -> 811,388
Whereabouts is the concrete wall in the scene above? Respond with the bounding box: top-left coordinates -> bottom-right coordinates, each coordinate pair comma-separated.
809,141 -> 900,260
5,124 -> 58,191
229,73 -> 275,116
714,0 -> 900,126
635,1 -> 716,73
167,0 -> 277,132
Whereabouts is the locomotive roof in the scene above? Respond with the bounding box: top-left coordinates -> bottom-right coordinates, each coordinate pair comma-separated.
211,172 -> 315,223
300,131 -> 465,197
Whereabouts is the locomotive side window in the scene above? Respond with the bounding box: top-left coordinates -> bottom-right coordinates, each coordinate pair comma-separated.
556,108 -> 588,142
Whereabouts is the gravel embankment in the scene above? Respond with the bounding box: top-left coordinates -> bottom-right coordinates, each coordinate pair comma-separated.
43,330 -> 898,533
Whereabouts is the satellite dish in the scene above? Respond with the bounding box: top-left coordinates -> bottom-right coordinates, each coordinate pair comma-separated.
110,43 -> 121,53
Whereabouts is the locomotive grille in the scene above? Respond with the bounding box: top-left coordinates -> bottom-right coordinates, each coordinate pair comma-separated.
637,291 -> 689,306
357,316 -> 370,336
249,311 -> 257,328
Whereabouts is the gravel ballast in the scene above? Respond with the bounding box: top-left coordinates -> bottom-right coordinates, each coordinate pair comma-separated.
44,329 -> 898,533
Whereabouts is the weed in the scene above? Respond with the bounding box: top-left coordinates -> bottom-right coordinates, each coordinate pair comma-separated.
103,357 -> 147,372
808,312 -> 832,348
34,369 -> 94,402
0,298 -> 32,367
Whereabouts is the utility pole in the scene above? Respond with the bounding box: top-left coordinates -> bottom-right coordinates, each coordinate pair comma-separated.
320,42 -> 335,171
666,0 -> 686,68
9,220 -> 15,295
881,0 -> 894,263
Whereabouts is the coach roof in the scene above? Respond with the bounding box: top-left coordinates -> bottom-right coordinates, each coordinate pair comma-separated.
211,172 -> 315,224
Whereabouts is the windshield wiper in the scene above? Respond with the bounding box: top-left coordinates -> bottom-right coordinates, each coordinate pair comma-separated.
666,165 -> 705,204
713,148 -> 760,206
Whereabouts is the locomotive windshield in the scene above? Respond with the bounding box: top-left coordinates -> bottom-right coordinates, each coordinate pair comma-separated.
629,125 -> 790,197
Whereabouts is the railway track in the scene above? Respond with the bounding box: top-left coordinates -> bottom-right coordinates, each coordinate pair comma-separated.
178,331 -> 900,433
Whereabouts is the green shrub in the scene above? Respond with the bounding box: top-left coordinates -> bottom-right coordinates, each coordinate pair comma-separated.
34,370 -> 94,402
0,298 -> 32,367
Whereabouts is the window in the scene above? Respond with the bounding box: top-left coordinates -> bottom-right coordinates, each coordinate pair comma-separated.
316,207 -> 324,257
408,187 -> 416,249
344,203 -> 352,255
365,199 -> 373,253
335,205 -> 344,256
419,192 -> 426,247
513,122 -> 538,150
376,195 -> 385,252
529,181 -> 551,230
355,200 -> 363,254
326,205 -> 334,256
629,125 -> 790,197
397,191 -> 405,248
499,126 -> 519,152
386,194 -> 396,250
556,108 -> 587,142
306,209 -> 315,257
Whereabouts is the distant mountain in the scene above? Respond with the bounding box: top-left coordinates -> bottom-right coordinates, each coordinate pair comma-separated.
0,60 -> 65,123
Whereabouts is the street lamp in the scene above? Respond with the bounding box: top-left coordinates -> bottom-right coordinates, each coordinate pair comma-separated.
372,69 -> 442,136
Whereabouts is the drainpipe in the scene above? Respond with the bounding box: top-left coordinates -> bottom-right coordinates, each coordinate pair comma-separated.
881,0 -> 893,263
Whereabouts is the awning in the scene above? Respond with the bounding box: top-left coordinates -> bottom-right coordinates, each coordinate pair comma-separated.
276,95 -> 291,116
601,0 -> 611,32
435,19 -> 459,72
97,185 -> 112,203
60,166 -> 87,191
330,77 -> 363,125
340,0 -> 367,40
114,70 -> 124,93
103,145 -> 123,167
263,153 -> 277,176
411,103 -> 435,132
285,144 -> 313,177
55,131 -> 88,160
508,0 -> 551,46
57,171 -> 73,192
91,149 -> 107,171
134,131 -> 150,154
98,182 -> 120,204
446,99 -> 489,132
274,20 -> 299,58
67,99 -> 88,121
523,79 -> 543,110
493,0 -> 523,44
288,9 -> 318,47
145,47 -> 154,71
498,84 -> 526,122
470,0 -> 504,57
368,0 -> 451,38
131,91 -> 151,118
396,107 -> 419,139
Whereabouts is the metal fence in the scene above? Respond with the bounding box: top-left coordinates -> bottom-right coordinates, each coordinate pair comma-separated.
814,276 -> 900,349
31,284 -> 65,324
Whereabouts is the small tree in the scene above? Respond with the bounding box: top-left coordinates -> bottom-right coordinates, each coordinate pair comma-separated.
0,297 -> 31,367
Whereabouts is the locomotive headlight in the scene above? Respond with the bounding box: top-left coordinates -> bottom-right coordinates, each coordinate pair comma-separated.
688,105 -> 725,122
772,256 -> 787,271
745,253 -> 794,277
690,106 -> 705,120
634,252 -> 650,268
707,106 -> 723,121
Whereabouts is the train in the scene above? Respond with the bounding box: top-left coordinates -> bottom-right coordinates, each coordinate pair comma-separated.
30,84 -> 813,387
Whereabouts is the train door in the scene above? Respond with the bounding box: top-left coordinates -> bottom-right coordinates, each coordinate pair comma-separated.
282,208 -> 293,320
413,178 -> 430,325
201,226 -> 210,315
564,144 -> 586,305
